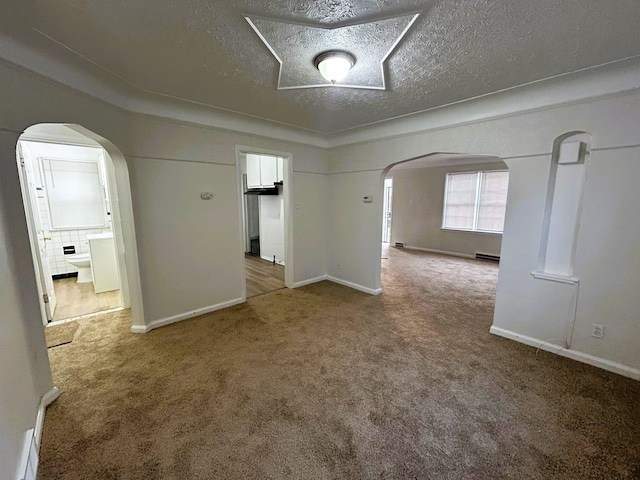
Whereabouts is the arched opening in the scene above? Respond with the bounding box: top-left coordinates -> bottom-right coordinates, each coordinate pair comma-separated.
16,123 -> 144,330
376,152 -> 509,295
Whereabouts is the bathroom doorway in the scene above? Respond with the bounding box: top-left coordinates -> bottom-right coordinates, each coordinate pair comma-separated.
236,146 -> 293,299
17,124 -> 125,325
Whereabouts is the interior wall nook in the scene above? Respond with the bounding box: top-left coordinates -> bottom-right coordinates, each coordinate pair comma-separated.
536,132 -> 592,280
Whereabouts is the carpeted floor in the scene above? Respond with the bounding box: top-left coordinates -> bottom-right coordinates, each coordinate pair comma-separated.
39,248 -> 640,479
45,321 -> 79,348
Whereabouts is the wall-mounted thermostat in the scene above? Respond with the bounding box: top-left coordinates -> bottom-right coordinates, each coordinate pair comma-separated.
200,192 -> 214,200
363,195 -> 373,203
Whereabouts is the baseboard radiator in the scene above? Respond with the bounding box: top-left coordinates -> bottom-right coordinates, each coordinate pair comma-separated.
475,252 -> 500,263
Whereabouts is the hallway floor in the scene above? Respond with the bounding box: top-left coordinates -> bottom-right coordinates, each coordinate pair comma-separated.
39,248 -> 640,479
245,254 -> 285,298
51,277 -> 121,321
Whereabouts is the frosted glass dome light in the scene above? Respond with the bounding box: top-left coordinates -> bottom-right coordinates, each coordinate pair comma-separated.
314,51 -> 356,84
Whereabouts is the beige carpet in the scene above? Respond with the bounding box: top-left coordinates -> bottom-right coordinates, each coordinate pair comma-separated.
39,248 -> 640,479
45,321 -> 79,348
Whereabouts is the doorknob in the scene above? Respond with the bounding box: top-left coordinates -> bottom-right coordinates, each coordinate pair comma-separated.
43,236 -> 52,241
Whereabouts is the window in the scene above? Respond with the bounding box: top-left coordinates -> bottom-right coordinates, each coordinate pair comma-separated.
442,170 -> 509,233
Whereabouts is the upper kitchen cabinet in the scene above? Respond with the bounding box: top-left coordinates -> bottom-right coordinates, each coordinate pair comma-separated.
246,154 -> 262,188
246,154 -> 281,188
277,156 -> 284,183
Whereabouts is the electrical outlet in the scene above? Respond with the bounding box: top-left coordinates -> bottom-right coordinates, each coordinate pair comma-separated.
591,323 -> 604,339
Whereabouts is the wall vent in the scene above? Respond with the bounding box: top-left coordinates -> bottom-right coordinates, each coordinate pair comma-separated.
475,252 -> 500,263
394,242 -> 405,248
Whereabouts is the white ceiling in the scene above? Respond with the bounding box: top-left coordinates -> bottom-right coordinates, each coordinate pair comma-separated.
3,1 -> 640,135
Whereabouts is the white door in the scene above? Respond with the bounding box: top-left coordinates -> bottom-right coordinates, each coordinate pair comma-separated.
382,178 -> 393,243
18,143 -> 57,324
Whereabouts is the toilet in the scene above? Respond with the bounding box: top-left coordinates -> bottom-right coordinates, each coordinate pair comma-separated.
65,253 -> 92,283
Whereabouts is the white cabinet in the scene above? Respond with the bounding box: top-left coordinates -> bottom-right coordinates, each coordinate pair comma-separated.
246,154 -> 280,188
260,155 -> 278,186
246,154 -> 262,188
277,157 -> 284,183
88,233 -> 119,293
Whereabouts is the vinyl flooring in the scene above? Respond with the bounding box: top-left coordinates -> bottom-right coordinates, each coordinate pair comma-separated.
245,254 -> 285,298
52,277 -> 121,321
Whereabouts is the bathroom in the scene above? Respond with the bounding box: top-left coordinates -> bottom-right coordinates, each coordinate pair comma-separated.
19,125 -> 122,324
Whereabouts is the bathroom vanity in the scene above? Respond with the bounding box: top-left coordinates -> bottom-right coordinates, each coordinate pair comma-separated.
87,233 -> 119,293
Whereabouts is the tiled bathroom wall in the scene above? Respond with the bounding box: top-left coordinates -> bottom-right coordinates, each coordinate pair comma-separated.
37,190 -> 111,276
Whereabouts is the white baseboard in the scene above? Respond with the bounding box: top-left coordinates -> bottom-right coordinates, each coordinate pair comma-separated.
17,387 -> 60,480
16,429 -> 36,480
130,297 -> 245,333
490,326 -> 640,380
403,245 -> 475,259
326,275 -> 382,295
130,324 -> 148,334
293,275 -> 328,288
35,387 -> 60,448
259,255 -> 285,266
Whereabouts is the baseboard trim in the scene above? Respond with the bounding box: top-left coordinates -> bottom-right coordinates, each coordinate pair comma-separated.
403,246 -> 475,259
259,255 -> 285,266
17,387 -> 60,480
35,387 -> 60,448
130,298 -> 245,333
326,275 -> 382,295
293,275 -> 328,288
16,429 -> 35,480
490,326 -> 640,380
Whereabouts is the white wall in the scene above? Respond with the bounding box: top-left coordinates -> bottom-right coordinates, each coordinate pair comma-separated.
389,163 -> 506,257
493,148 -> 640,372
0,131 -> 53,479
327,170 -> 384,294
570,149 -> 640,369
128,158 -> 244,323
327,90 -> 640,378
0,59 -> 329,478
293,172 -> 327,284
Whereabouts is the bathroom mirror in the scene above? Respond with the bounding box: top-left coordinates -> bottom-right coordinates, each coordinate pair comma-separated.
41,157 -> 108,230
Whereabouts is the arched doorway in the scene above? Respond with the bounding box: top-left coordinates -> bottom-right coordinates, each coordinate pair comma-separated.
376,153 -> 509,291
16,123 -> 144,329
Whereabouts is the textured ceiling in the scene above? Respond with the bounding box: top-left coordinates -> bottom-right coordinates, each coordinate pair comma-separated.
246,13 -> 419,90
3,0 -> 640,134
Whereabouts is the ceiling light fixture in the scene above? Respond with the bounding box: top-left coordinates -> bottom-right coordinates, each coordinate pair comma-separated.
314,51 -> 356,84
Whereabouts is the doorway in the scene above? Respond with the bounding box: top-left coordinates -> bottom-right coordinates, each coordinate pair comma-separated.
17,124 -> 126,325
236,147 -> 293,298
378,154 -> 508,291
382,177 -> 393,243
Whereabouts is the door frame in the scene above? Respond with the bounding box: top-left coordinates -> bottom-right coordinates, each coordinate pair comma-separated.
235,145 -> 294,299
17,124 -> 145,329
382,177 -> 393,243
16,143 -> 56,325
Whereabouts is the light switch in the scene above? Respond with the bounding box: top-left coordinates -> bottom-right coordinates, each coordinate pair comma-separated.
363,195 -> 373,203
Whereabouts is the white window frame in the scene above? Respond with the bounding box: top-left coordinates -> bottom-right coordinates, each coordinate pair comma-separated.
442,170 -> 508,234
